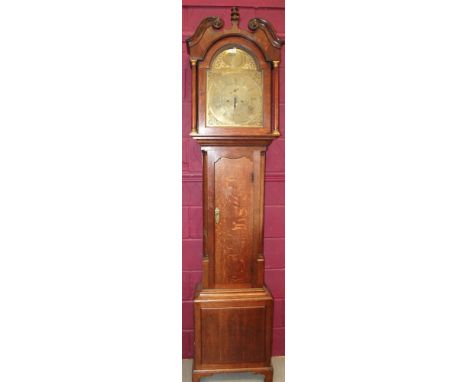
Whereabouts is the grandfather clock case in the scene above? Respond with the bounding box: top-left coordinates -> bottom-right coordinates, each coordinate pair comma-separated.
186,7 -> 283,382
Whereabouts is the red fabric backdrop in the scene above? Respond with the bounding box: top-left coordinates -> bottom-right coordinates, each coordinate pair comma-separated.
182,0 -> 285,358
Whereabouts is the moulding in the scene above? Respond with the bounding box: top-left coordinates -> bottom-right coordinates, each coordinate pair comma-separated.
183,172 -> 284,182
182,0 -> 285,8
182,32 -> 285,42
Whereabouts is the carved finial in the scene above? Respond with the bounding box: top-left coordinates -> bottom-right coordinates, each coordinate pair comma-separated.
231,6 -> 240,24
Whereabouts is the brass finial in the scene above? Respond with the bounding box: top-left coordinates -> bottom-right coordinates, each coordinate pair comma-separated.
231,6 -> 240,24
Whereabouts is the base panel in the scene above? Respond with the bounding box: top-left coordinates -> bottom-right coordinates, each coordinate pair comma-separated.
193,287 -> 273,380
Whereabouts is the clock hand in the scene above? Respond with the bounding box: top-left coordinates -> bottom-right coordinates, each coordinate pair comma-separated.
234,96 -> 237,109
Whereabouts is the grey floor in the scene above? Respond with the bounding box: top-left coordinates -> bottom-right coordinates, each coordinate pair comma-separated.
182,357 -> 284,382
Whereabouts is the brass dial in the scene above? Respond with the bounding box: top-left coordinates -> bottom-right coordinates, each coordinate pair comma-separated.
206,47 -> 263,127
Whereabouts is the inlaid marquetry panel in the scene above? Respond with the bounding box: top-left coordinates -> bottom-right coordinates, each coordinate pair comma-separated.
214,156 -> 254,287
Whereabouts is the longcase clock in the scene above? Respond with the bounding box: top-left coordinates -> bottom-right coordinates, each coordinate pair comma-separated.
186,7 -> 283,382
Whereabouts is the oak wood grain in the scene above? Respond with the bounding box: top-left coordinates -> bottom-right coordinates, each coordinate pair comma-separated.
187,7 -> 283,381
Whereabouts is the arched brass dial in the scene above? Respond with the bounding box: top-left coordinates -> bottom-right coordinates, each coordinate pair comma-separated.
206,47 -> 263,128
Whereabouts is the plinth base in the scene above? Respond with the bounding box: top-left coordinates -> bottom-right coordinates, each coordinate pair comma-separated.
192,286 -> 274,381
192,366 -> 273,382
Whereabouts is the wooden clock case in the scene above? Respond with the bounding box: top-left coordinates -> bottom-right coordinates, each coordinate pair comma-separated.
186,7 -> 283,382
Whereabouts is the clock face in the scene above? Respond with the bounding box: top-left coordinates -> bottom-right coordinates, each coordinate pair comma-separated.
206,47 -> 263,127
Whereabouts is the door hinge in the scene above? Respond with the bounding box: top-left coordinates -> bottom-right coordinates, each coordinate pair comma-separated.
251,172 -> 254,182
